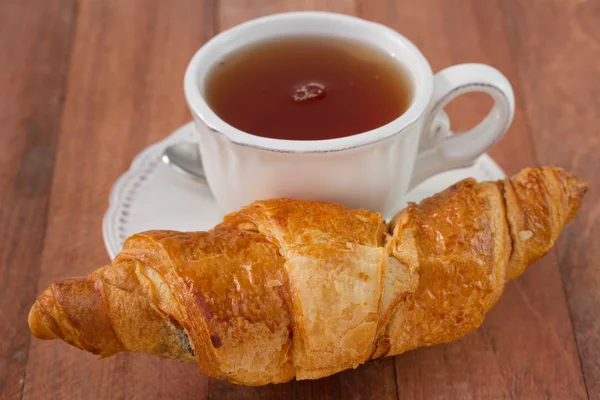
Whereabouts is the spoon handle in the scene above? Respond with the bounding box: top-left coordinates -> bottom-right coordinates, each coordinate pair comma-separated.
161,142 -> 207,184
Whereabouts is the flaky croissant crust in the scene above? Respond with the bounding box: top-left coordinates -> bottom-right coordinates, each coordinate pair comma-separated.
29,167 -> 587,386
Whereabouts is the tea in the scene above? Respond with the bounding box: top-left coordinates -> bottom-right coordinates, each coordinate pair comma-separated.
204,35 -> 413,141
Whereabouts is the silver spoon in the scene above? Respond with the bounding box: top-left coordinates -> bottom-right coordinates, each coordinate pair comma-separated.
161,142 -> 207,184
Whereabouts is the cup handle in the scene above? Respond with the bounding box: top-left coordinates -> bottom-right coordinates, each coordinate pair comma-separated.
408,63 -> 515,190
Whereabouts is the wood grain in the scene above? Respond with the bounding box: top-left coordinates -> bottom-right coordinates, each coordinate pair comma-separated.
0,0 -> 75,398
2,0 -> 598,399
21,1 -> 216,399
503,0 -> 600,397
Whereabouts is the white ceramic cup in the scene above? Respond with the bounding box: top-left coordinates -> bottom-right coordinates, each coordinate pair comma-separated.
183,12 -> 514,217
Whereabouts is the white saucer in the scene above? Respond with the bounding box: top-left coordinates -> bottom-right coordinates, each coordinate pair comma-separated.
103,122 -> 506,259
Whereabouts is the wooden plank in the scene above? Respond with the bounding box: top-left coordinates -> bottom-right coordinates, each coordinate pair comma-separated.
502,0 -> 600,397
217,0 -> 356,31
361,0 -> 588,398
0,0 -> 75,398
22,1 -> 216,399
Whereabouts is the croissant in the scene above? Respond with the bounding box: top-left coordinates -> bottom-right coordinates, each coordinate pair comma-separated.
28,166 -> 587,386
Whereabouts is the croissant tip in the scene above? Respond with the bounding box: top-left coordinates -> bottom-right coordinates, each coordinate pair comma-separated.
28,295 -> 58,340
565,170 -> 588,194
548,166 -> 588,221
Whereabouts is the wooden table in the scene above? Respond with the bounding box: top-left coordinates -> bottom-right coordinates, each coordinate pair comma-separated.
2,0 -> 598,398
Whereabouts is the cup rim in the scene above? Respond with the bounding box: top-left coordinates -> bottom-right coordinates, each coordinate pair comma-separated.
184,11 -> 433,153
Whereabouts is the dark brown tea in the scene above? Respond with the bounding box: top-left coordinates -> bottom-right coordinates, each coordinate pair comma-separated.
205,35 -> 413,141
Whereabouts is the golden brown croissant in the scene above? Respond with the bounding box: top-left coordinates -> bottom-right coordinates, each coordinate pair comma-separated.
28,166 -> 587,386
